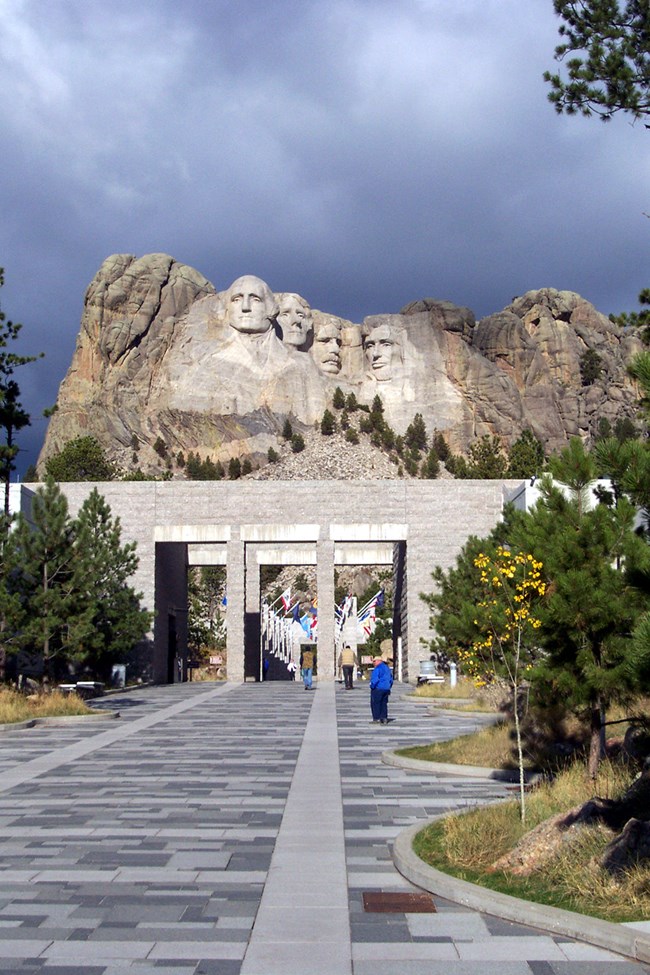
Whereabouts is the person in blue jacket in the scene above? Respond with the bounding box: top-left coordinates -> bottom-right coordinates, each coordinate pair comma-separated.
369,655 -> 393,724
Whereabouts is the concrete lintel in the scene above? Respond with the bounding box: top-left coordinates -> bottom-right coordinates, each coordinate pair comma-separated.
154,525 -> 231,543
240,524 -> 320,543
329,523 -> 407,542
187,545 -> 228,566
252,546 -> 317,566
335,543 -> 394,565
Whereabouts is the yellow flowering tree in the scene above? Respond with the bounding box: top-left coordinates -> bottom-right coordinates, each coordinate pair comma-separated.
472,546 -> 546,823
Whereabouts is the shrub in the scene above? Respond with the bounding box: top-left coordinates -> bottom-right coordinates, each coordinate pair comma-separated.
321,409 -> 336,435
153,437 -> 167,458
345,428 -> 359,445
291,433 -> 305,453
580,348 -> 603,385
267,446 -> 279,463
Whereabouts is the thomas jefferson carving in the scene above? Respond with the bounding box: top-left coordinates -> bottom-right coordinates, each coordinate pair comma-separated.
277,294 -> 313,350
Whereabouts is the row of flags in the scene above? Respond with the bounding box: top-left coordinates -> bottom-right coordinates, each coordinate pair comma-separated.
260,587 -> 386,670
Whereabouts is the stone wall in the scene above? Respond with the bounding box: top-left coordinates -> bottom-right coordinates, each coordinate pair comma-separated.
21,479 -> 518,683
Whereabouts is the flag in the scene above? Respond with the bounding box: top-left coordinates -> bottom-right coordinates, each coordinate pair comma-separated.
376,589 -> 385,609
280,587 -> 291,612
221,594 -> 227,606
292,602 -> 301,622
300,614 -> 312,638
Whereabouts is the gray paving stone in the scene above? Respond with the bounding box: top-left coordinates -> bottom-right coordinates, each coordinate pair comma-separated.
0,681 -> 645,974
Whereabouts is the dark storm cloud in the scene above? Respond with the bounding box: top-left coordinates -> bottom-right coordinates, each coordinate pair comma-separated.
0,0 -> 647,471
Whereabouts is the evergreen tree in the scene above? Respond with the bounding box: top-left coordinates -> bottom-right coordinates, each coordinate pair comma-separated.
228,457 -> 242,480
432,431 -> 450,462
267,446 -> 279,463
467,435 -> 507,478
73,489 -> 151,680
241,458 -> 252,476
320,409 -> 336,435
11,478 -> 93,679
610,288 -> 650,340
282,418 -> 293,440
510,439 -> 650,777
404,413 -> 428,453
45,436 -> 116,481
290,433 -> 305,453
580,348 -> 603,385
543,1 -> 650,122
421,448 -> 440,479
345,392 -> 359,412
0,269 -> 43,516
507,429 -> 546,479
332,387 -> 346,410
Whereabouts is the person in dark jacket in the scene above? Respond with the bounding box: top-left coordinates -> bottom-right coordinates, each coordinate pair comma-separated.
369,656 -> 393,724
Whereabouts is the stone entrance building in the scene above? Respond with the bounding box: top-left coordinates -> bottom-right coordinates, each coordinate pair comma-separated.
13,479 -> 525,683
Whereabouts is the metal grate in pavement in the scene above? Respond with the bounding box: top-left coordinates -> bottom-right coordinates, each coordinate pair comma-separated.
362,891 -> 437,913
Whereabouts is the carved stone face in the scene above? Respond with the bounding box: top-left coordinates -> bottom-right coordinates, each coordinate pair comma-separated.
311,323 -> 342,374
364,324 -> 395,381
225,275 -> 275,334
278,295 -> 313,349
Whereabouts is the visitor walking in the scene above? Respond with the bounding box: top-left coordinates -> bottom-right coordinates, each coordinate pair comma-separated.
301,648 -> 315,690
369,655 -> 393,724
338,644 -> 357,689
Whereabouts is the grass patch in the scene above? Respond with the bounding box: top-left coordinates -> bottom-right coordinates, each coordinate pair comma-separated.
0,689 -> 93,724
396,721 -> 524,770
412,760 -> 650,922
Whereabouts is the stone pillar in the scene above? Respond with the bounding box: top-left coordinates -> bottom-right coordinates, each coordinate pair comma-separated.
226,535 -> 245,683
245,554 -> 260,612
316,540 -> 335,681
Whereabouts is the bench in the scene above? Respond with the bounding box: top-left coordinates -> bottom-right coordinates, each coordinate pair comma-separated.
58,681 -> 105,699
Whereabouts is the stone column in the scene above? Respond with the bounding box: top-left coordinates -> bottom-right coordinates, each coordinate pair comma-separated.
245,553 -> 260,612
316,539 -> 335,681
226,534 -> 245,683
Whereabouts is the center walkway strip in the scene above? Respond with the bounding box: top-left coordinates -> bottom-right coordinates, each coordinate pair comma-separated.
241,681 -> 351,975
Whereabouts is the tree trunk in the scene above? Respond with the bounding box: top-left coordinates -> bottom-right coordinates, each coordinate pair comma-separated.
588,696 -> 603,779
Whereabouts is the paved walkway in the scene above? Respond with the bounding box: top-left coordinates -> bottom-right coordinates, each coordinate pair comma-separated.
0,680 -> 647,975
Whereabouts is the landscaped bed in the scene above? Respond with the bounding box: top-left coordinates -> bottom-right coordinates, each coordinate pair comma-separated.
0,688 -> 94,724
412,758 -> 650,922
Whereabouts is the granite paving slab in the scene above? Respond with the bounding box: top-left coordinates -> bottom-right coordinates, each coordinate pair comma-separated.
0,680 -> 646,974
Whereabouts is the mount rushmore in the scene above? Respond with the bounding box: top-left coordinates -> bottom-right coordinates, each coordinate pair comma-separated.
37,252 -> 642,475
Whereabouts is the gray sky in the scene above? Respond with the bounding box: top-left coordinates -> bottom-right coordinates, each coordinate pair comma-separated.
1,0 -> 648,473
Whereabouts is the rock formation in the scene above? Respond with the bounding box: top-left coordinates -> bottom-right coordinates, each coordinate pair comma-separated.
37,254 -> 642,475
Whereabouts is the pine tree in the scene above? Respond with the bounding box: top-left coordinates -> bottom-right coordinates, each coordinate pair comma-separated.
544,1 -> 650,122
421,448 -> 440,479
320,409 -> 336,435
507,430 -> 546,479
332,387 -> 346,410
510,440 -> 650,777
404,413 -> 428,454
465,436 -> 507,478
0,269 -> 43,516
11,478 -> 93,680
73,489 -> 152,680
45,436 -> 116,481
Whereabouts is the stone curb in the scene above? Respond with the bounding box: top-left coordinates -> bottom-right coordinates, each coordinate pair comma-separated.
393,820 -> 650,964
382,749 -> 540,783
0,711 -> 120,732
